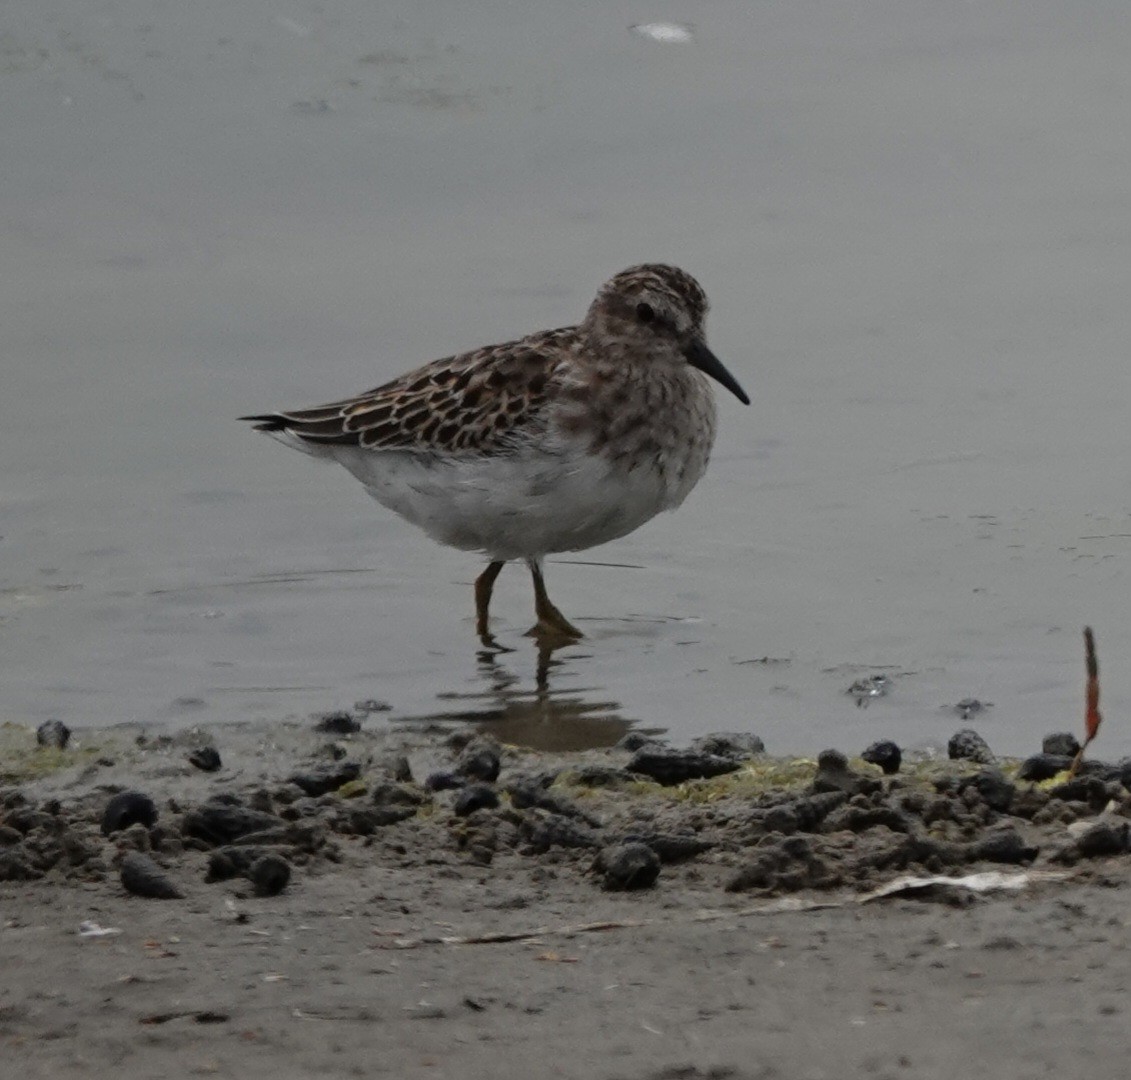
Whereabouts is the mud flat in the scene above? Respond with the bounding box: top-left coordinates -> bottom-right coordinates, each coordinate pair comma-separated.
3,717 -> 1131,1079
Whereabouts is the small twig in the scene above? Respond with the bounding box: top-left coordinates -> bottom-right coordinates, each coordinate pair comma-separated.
379,899 -> 837,950
1067,626 -> 1103,779
139,1010 -> 228,1025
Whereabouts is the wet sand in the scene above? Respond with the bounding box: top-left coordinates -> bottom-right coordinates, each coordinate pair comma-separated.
4,717 -> 1131,1078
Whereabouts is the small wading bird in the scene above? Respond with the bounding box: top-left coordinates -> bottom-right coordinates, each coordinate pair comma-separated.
241,264 -> 748,644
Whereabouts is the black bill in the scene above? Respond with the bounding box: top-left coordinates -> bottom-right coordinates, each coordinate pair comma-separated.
683,337 -> 750,405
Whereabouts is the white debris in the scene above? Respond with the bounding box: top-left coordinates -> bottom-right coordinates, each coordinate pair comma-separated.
859,870 -> 1068,903
630,22 -> 694,44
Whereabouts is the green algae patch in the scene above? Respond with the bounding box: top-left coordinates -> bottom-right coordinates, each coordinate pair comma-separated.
670,757 -> 819,803
550,752 -> 1045,813
0,722 -> 102,784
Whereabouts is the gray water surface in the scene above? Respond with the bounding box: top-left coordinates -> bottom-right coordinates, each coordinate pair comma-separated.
3,1 -> 1131,755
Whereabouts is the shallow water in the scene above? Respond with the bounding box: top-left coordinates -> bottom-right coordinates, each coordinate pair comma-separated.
3,0 -> 1131,756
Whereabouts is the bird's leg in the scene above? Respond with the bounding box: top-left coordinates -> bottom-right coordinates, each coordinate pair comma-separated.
474,560 -> 506,643
526,557 -> 583,641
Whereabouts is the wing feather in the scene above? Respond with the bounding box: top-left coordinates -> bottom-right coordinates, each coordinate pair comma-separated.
240,328 -> 575,454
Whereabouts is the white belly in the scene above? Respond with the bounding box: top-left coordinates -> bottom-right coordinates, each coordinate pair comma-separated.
325,440 -> 710,561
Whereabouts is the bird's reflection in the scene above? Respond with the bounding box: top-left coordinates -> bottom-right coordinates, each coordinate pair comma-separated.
400,638 -> 638,752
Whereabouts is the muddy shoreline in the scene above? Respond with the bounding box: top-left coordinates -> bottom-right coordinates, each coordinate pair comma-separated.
4,716 -> 1131,1078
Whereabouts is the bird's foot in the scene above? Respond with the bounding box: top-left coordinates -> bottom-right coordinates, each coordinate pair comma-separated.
526,601 -> 584,644
477,629 -> 515,653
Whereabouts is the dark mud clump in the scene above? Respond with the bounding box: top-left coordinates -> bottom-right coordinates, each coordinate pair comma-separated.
101,792 -> 158,836
313,711 -> 362,734
689,733 -> 766,759
595,843 -> 661,890
457,742 -> 502,784
1018,754 -> 1076,782
181,801 -> 289,845
188,746 -> 222,773
36,720 -> 71,750
247,853 -> 292,896
1042,732 -> 1082,757
289,761 -> 362,797
453,784 -> 500,817
424,771 -> 464,792
948,729 -> 995,764
861,740 -> 902,775
625,749 -> 742,785
120,851 -> 184,899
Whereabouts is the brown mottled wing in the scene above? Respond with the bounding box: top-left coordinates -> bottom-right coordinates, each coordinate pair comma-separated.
242,328 -> 575,454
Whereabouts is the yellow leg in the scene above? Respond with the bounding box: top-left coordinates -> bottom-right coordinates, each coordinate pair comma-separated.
526,558 -> 583,641
474,560 -> 505,642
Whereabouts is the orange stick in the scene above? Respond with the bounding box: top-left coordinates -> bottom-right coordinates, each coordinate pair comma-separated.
1067,627 -> 1102,779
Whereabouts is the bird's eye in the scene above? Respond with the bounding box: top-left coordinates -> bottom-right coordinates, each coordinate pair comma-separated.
635,302 -> 655,324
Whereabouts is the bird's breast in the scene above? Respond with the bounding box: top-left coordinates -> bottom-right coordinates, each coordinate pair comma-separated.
550,364 -> 717,509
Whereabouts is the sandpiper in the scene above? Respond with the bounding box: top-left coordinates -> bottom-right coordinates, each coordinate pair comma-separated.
241,264 -> 748,642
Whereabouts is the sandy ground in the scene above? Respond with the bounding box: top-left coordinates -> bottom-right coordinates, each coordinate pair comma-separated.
4,719 -> 1131,1079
